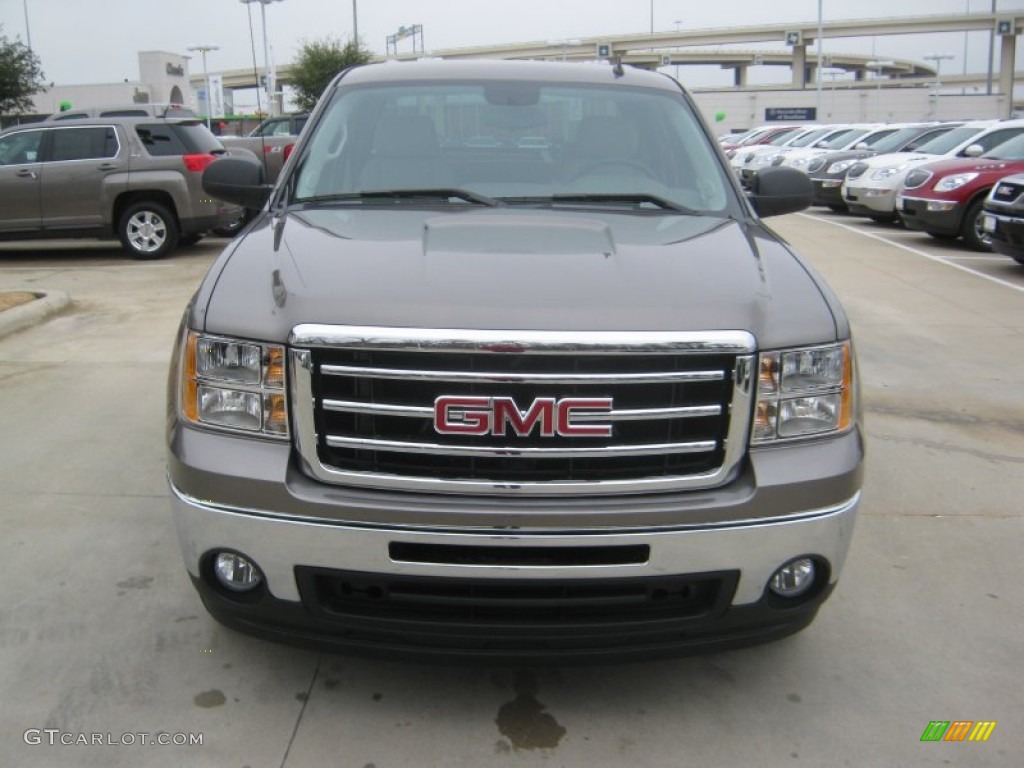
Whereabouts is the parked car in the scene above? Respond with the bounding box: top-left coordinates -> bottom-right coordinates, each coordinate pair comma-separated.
722,125 -> 804,158
0,117 -> 240,257
840,119 -> 1024,223
169,59 -> 863,661
45,103 -> 197,121
217,113 -> 309,184
981,174 -> 1024,264
808,123 -> 958,211
737,126 -> 847,188
772,124 -> 894,172
897,132 -> 1024,250
731,125 -> 825,185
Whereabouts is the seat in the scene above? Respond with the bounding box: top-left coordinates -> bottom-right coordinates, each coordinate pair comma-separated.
359,114 -> 454,190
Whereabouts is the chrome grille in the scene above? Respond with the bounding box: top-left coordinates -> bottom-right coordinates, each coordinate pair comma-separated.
290,326 -> 755,496
991,181 -> 1024,204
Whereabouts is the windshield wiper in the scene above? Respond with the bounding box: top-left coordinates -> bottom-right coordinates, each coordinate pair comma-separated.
501,193 -> 698,215
294,188 -> 503,207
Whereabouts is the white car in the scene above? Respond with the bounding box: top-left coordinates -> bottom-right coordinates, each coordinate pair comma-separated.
733,125 -> 834,186
773,124 -> 895,172
840,120 -> 1024,222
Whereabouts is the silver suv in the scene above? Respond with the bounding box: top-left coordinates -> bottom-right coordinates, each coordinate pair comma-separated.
0,117 -> 239,258
168,60 -> 863,661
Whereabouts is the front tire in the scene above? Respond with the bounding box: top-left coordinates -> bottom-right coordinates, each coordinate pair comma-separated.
960,197 -> 992,252
118,201 -> 179,259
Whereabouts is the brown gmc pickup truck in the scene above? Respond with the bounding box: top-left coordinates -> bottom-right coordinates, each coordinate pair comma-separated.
166,60 -> 864,662
217,114 -> 308,184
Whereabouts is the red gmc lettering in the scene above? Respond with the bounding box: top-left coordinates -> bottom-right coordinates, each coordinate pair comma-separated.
434,396 -> 491,434
434,396 -> 613,437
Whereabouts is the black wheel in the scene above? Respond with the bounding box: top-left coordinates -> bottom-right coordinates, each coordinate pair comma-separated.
212,209 -> 250,238
118,201 -> 179,259
960,197 -> 992,252
179,234 -> 204,247
926,231 -> 958,241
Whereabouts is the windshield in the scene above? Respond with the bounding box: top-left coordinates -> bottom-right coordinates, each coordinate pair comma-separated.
823,128 -> 864,147
789,128 -> 833,148
983,133 -> 1024,161
291,81 -> 732,214
914,126 -> 985,155
870,126 -> 931,154
767,128 -> 802,146
859,128 -> 897,147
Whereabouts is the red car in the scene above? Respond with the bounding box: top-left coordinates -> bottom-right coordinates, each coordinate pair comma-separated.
897,132 -> 1024,250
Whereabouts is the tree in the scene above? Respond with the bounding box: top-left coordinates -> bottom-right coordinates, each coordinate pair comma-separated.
290,37 -> 371,113
0,26 -> 45,116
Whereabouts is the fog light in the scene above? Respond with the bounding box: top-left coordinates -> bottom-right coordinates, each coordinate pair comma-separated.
213,552 -> 263,592
769,558 -> 816,598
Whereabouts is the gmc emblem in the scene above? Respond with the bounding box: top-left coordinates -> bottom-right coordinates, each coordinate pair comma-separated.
434,396 -> 613,438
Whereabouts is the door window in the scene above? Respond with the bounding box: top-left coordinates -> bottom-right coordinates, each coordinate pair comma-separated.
49,127 -> 119,161
0,131 -> 43,166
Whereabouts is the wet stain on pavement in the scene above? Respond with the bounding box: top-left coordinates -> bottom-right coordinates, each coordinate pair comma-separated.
372,692 -> 383,702
787,693 -> 802,703
116,576 -> 153,590
494,740 -> 512,754
296,692 -> 309,703
495,671 -> 566,751
193,689 -> 226,708
324,678 -> 340,690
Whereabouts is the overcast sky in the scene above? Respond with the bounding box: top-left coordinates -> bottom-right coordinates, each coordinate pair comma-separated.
1,0 -> 1021,90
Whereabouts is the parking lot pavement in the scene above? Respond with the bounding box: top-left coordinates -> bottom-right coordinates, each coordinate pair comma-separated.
1,224 -> 1022,768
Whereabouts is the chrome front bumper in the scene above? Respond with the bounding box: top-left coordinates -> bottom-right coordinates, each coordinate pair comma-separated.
170,482 -> 860,606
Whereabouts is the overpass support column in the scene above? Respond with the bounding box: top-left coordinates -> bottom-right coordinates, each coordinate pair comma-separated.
734,66 -> 748,87
791,44 -> 807,88
999,32 -> 1017,118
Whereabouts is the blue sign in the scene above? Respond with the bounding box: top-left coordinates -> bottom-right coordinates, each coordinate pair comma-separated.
765,107 -> 817,122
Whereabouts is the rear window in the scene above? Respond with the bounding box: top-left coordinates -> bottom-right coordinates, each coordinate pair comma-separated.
136,122 -> 222,156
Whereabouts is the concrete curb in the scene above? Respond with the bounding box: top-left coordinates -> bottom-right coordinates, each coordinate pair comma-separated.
0,291 -> 72,340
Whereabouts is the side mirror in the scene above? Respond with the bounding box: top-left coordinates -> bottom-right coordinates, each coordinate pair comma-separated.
747,167 -> 813,217
854,142 -> 869,150
203,155 -> 271,210
962,144 -> 984,158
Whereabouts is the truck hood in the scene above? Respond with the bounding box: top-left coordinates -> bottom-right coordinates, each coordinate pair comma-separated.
200,207 -> 840,349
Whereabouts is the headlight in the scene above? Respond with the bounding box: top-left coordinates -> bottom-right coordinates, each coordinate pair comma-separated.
871,165 -> 906,181
788,156 -> 809,167
807,157 -> 827,173
827,160 -> 853,175
935,172 -> 979,192
181,331 -> 289,438
752,342 -> 855,443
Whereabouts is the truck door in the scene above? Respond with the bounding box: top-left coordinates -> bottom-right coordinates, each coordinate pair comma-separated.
39,125 -> 124,231
0,128 -> 44,233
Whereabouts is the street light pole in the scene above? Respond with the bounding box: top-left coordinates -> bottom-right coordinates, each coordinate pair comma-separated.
187,45 -> 220,130
353,0 -> 359,46
924,53 -> 954,117
866,60 -> 894,121
816,0 -> 824,119
239,0 -> 284,117
22,0 -> 32,50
